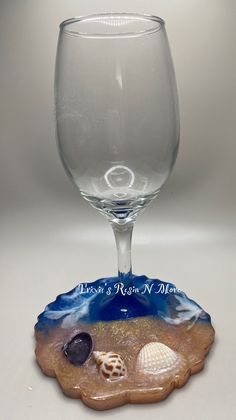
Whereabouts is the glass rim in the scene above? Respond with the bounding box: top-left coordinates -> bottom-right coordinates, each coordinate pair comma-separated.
60,13 -> 165,39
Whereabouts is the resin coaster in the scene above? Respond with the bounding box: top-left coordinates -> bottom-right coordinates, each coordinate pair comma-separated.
35,275 -> 215,410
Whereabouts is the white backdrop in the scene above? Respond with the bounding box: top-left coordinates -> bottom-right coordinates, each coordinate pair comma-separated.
0,1 -> 235,419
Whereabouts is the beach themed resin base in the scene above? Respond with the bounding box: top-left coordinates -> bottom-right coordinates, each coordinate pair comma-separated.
35,275 -> 214,410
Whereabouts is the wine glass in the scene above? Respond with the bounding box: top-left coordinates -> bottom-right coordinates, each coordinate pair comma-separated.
55,13 -> 179,307
35,15 -> 215,408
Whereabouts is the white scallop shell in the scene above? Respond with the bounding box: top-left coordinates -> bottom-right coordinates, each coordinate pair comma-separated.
93,351 -> 127,381
136,342 -> 181,374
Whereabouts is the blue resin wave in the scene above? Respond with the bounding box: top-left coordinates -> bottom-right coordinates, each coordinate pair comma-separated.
35,275 -> 211,334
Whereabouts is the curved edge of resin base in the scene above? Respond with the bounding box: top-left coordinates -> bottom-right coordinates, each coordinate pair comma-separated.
35,334 -> 214,410
34,275 -> 215,411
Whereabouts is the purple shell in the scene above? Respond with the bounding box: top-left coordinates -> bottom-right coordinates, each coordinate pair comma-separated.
63,332 -> 93,366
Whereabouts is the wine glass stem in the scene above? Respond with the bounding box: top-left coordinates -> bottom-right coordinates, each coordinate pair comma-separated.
112,222 -> 134,284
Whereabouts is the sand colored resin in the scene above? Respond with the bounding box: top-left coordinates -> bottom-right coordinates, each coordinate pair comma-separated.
35,316 -> 214,410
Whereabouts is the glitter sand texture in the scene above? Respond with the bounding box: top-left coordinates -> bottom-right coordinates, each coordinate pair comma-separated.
35,317 -> 214,410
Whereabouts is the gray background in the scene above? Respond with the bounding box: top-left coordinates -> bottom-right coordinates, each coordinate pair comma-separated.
0,1 -> 235,419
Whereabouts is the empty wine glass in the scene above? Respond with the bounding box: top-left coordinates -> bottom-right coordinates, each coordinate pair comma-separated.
55,13 -> 179,288
34,16 -> 215,409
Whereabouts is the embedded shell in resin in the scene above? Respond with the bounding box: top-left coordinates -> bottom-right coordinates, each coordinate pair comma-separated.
93,351 -> 127,381
136,342 -> 181,374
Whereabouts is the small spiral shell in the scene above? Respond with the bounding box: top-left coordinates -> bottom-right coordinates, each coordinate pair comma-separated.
93,351 -> 127,381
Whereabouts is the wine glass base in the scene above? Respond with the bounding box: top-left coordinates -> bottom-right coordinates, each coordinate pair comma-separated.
35,275 -> 215,410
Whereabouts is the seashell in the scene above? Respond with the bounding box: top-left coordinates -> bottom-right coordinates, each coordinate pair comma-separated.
93,351 -> 127,381
136,342 -> 181,374
63,332 -> 93,366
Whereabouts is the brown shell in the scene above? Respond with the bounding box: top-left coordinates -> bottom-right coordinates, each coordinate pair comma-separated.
93,351 -> 127,381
